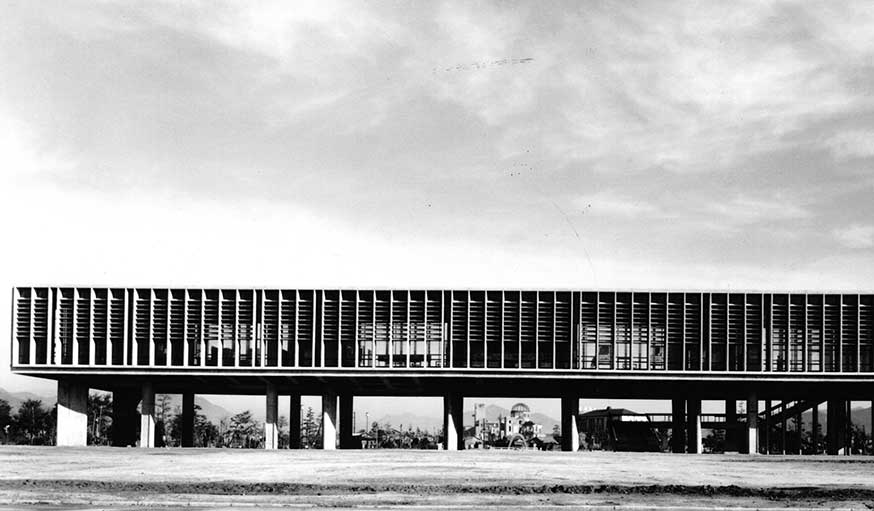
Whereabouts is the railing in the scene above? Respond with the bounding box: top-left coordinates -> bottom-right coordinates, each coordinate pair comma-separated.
11,287 -> 874,373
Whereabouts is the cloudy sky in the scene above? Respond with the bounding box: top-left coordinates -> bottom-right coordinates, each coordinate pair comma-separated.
2,1 -> 874,414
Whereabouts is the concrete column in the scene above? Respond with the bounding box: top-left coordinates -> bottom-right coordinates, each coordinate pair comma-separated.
795,409 -> 803,455
826,399 -> 847,455
812,403 -> 820,454
845,401 -> 852,455
322,391 -> 338,450
686,398 -> 702,454
140,383 -> 156,448
339,394 -> 355,449
264,384 -> 278,450
764,400 -> 772,454
744,394 -> 758,454
289,394 -> 301,449
443,392 -> 463,451
780,401 -> 787,454
671,398 -> 686,453
111,388 -> 139,447
560,395 -> 580,452
181,392 -> 195,448
56,381 -> 88,446
724,400 -> 737,452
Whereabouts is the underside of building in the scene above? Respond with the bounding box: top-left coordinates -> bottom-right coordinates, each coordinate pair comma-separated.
10,287 -> 874,453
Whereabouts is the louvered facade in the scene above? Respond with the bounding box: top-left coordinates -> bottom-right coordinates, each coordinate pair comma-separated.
11,287 -> 874,375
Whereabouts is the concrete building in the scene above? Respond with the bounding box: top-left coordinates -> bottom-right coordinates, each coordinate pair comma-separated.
472,402 -> 544,446
9,287 -> 874,453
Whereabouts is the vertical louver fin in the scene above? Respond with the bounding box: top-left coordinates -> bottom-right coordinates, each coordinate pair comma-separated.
261,290 -> 279,367
169,289 -> 185,367
409,291 -> 426,368
425,291 -> 443,368
824,295 -> 840,372
203,290 -> 220,366
520,291 -> 537,369
32,288 -> 50,365
469,290 -> 485,368
579,292 -> 597,369
92,289 -> 108,365
297,291 -> 315,367
108,289 -> 126,365
185,290 -> 203,366
75,288 -> 91,365
485,291 -> 503,369
502,291 -> 520,369
279,290 -> 296,367
340,290 -> 357,367
14,288 -> 31,365
323,290 -> 339,368
631,292 -> 648,370
391,290 -> 407,368
806,294 -> 823,372
451,291 -> 467,368
789,294 -> 805,371
860,295 -> 873,372
728,294 -> 744,371
555,291 -> 572,369
710,293 -> 727,371
151,289 -> 168,366
537,291 -> 554,369
682,293 -> 700,370
357,291 -> 374,367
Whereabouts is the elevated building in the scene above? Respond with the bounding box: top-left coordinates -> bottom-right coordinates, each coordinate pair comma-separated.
10,287 -> 874,453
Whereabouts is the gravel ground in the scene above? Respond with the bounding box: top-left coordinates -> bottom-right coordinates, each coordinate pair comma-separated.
0,446 -> 873,509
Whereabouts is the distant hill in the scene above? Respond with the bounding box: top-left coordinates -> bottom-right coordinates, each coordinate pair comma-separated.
0,387 -> 232,424
153,394 -> 233,424
373,412 -> 442,432
0,388 -> 54,412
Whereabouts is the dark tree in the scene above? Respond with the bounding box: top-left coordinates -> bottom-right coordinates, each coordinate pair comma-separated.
0,399 -> 11,444
12,399 -> 53,445
87,392 -> 113,445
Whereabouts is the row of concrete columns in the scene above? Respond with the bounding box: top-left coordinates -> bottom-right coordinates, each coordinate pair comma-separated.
54,382 -> 867,453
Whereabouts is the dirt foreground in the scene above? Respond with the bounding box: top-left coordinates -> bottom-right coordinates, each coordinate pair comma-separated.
1,446 -> 873,509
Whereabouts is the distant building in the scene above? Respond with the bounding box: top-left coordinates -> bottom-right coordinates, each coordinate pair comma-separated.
578,407 -> 661,452
471,402 -> 544,448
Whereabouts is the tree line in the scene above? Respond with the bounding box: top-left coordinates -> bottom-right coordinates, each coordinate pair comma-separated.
0,394 -> 439,448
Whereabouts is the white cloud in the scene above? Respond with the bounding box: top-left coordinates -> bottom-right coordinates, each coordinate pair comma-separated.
704,194 -> 810,226
573,192 -> 661,218
833,224 -> 874,249
824,130 -> 874,161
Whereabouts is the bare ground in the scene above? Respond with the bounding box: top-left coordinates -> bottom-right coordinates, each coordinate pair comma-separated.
0,447 -> 873,509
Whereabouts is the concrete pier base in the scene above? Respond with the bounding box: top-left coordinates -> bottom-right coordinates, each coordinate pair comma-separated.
443,393 -> 463,451
56,381 -> 87,447
827,399 -> 847,455
339,394 -> 354,449
289,394 -> 301,449
560,395 -> 580,452
140,383 -> 156,448
264,384 -> 278,450
181,392 -> 195,448
724,400 -> 737,452
671,398 -> 685,453
322,391 -> 338,450
686,398 -> 702,454
744,394 -> 758,454
112,388 -> 139,447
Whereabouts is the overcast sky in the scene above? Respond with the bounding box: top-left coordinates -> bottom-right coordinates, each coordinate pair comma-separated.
2,2 -> 874,415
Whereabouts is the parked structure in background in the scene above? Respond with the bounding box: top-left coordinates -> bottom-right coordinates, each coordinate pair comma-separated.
10,287 -> 874,454
578,407 -> 663,452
